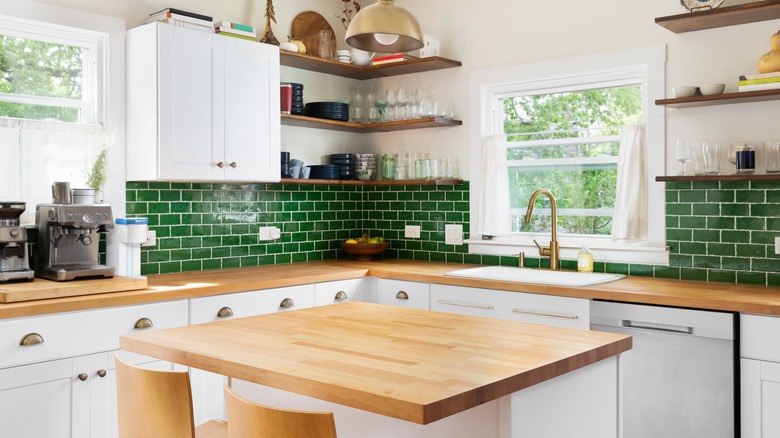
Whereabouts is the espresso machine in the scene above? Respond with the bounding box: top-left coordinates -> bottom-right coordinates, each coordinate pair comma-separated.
0,202 -> 35,283
35,200 -> 115,281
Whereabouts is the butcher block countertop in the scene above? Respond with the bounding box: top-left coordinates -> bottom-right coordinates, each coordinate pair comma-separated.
3,259 -> 780,319
120,301 -> 632,424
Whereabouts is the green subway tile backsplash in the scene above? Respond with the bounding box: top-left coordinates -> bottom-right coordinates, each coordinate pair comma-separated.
127,179 -> 780,286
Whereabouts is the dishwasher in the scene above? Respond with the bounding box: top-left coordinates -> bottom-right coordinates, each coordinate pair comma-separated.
590,300 -> 738,438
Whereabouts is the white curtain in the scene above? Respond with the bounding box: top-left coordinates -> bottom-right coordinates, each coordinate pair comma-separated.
477,135 -> 511,237
612,123 -> 647,241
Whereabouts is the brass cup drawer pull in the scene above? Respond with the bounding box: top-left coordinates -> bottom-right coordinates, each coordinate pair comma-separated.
78,373 -> 88,381
19,333 -> 44,346
334,291 -> 348,301
97,369 -> 107,378
511,308 -> 579,320
280,298 -> 294,309
217,307 -> 234,318
395,291 -> 409,300
436,300 -> 494,310
134,317 -> 154,330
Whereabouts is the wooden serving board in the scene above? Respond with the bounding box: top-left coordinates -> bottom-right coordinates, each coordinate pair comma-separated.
0,276 -> 148,303
290,11 -> 336,59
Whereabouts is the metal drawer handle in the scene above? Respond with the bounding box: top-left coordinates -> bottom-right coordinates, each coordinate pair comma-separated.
334,291 -> 348,301
395,291 -> 409,300
217,307 -> 234,318
512,309 -> 579,320
78,373 -> 88,382
229,162 -> 237,168
216,161 -> 225,168
20,333 -> 44,346
134,318 -> 154,330
280,298 -> 294,309
97,369 -> 107,378
436,300 -> 494,310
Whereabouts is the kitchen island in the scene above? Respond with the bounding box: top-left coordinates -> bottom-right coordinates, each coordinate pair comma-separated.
120,301 -> 631,437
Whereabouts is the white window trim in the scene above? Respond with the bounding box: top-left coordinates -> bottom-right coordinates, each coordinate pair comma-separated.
467,45 -> 668,266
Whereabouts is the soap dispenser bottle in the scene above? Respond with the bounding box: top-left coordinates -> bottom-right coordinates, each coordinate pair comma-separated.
577,243 -> 593,272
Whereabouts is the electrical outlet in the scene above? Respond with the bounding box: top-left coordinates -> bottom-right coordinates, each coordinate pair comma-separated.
142,230 -> 156,247
445,224 -> 463,245
776,236 -> 780,255
405,225 -> 421,239
259,226 -> 281,241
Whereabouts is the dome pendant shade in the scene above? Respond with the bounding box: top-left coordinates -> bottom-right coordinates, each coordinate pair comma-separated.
345,0 -> 424,53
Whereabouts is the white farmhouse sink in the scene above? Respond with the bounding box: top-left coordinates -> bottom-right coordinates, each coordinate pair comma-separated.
444,266 -> 625,287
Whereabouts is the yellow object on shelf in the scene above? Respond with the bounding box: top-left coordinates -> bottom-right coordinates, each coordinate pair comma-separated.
756,30 -> 780,74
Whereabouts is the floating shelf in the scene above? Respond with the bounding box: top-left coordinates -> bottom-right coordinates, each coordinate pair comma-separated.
281,114 -> 462,133
279,178 -> 464,186
655,0 -> 780,33
656,174 -> 780,182
655,89 -> 780,108
280,51 -> 462,80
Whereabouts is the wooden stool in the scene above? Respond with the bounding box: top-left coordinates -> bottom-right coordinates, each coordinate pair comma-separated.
114,354 -> 227,438
224,387 -> 337,437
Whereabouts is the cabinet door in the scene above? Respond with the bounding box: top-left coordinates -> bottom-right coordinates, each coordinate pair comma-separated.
376,279 -> 430,310
217,37 -> 280,181
742,358 -> 780,438
158,24 -> 217,180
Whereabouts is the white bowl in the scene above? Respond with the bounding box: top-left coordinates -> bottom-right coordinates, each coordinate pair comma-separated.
672,86 -> 698,98
699,83 -> 725,95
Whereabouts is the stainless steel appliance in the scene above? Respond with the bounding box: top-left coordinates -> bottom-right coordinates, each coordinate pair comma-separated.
591,300 -> 738,438
35,203 -> 114,281
0,202 -> 35,283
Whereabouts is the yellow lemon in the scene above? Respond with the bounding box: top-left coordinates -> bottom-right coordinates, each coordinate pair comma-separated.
345,239 -> 358,244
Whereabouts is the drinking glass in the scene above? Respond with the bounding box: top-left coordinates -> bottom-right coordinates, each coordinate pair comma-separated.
675,138 -> 692,175
692,139 -> 706,175
728,141 -> 747,172
384,89 -> 396,122
703,141 -> 721,175
396,77 -> 409,121
373,99 -> 388,123
766,141 -> 780,173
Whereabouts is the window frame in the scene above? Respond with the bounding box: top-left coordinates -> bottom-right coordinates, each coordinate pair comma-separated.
467,45 -> 668,265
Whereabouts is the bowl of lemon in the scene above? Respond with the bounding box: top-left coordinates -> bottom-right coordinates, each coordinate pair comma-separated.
341,234 -> 390,260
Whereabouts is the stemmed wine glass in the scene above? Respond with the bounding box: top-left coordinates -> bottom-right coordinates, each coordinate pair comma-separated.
374,99 -> 388,123
676,138 -> 692,175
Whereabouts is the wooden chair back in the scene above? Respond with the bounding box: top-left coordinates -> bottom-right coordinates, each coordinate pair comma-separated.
224,387 -> 337,438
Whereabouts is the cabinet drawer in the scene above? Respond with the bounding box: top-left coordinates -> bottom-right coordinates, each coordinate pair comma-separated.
0,300 -> 188,369
376,279 -> 430,310
741,314 -> 780,362
189,285 -> 314,324
314,279 -> 365,306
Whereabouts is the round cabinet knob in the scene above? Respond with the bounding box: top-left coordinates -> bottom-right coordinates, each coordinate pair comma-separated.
217,307 -> 234,318
78,373 -> 88,382
279,298 -> 294,309
334,291 -> 348,301
97,369 -> 107,378
134,318 -> 154,330
395,291 -> 410,300
216,162 -> 225,168
19,333 -> 44,346
229,162 -> 237,168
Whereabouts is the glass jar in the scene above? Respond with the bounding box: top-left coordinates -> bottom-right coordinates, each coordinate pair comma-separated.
381,154 -> 395,180
736,144 -> 756,174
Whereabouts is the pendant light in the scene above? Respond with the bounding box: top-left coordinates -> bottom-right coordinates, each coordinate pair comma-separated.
345,0 -> 424,53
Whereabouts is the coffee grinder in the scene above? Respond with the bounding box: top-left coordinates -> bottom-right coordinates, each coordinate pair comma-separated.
0,202 -> 35,283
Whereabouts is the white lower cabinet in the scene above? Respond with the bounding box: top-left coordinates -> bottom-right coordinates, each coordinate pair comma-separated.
314,279 -> 366,306
741,313 -> 780,437
430,284 -> 590,330
376,279 -> 430,310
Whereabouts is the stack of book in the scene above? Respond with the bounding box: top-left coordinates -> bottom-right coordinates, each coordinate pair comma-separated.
146,8 -> 213,32
738,72 -> 780,92
214,21 -> 257,41
371,53 -> 415,66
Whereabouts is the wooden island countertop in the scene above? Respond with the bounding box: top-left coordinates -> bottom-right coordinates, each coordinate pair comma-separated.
120,301 -> 631,424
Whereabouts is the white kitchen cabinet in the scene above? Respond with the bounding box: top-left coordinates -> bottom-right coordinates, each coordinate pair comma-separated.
189,285 -> 314,424
430,284 -> 590,330
127,23 -> 280,182
376,279 -> 430,310
314,278 -> 366,305
741,313 -> 780,437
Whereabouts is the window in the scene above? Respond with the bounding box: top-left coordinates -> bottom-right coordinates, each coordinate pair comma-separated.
468,46 -> 668,265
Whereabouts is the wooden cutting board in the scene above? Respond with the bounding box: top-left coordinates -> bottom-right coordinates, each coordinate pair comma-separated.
0,276 -> 148,303
290,11 -> 337,59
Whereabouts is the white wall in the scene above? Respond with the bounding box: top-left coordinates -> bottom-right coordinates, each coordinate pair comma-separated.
17,0 -> 780,177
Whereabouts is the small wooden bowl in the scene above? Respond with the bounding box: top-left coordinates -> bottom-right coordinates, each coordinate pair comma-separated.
340,241 -> 390,261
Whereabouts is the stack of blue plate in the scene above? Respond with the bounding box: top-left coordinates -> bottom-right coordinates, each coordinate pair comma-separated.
303,102 -> 349,122
308,164 -> 340,180
288,83 -> 303,115
330,154 -> 354,180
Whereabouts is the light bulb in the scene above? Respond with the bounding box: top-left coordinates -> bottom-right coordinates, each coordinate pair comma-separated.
373,33 -> 400,46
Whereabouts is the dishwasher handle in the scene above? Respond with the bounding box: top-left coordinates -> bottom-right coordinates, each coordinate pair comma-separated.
621,319 -> 693,335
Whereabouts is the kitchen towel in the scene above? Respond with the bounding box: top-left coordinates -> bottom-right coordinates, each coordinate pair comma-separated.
477,135 -> 511,237
612,123 -> 647,241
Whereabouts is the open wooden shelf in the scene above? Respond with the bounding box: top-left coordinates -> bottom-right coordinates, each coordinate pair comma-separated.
656,173 -> 780,182
280,51 -> 462,80
655,0 -> 780,33
279,178 -> 464,186
281,114 -> 462,133
655,88 -> 780,108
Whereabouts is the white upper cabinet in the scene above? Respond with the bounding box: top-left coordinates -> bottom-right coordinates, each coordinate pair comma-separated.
126,23 -> 280,182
